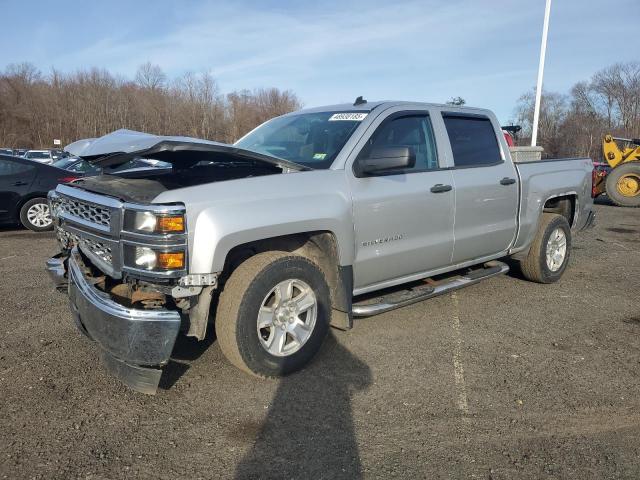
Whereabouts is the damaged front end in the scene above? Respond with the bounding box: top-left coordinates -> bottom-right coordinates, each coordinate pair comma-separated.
46,184 -> 215,394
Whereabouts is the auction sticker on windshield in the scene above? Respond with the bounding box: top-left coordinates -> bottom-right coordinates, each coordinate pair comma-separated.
329,113 -> 368,121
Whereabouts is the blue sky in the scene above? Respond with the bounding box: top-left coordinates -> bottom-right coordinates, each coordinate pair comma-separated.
1,0 -> 638,123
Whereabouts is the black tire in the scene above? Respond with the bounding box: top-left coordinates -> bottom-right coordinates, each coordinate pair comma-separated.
216,251 -> 331,377
19,197 -> 53,232
605,162 -> 640,208
519,213 -> 571,284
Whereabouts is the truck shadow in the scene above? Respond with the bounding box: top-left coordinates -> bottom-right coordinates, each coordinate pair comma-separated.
234,333 -> 372,479
502,256 -> 528,281
159,330 -> 217,390
594,195 -> 614,206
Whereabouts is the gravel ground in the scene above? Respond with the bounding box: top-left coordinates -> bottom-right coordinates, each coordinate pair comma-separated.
0,202 -> 639,479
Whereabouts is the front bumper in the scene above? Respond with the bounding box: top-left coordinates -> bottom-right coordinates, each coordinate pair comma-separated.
57,249 -> 181,394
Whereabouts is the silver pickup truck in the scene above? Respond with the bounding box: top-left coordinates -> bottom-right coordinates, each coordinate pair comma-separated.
45,100 -> 595,393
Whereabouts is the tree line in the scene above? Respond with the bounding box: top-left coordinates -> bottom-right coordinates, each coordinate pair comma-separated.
0,62 -> 301,148
1,60 -> 638,161
511,61 -> 640,159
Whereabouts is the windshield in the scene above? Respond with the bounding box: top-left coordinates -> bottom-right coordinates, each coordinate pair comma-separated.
235,111 -> 367,169
107,158 -> 172,172
53,158 -> 100,173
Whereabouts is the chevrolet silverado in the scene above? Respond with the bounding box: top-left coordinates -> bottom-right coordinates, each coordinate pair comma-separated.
45,100 -> 595,393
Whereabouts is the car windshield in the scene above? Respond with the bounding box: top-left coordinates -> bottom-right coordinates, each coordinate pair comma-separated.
53,158 -> 100,173
106,158 -> 172,173
235,111 -> 368,169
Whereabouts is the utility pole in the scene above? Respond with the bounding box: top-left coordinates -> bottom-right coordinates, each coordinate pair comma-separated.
531,0 -> 552,146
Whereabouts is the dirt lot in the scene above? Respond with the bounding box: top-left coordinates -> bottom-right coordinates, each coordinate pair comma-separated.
1,201 -> 639,479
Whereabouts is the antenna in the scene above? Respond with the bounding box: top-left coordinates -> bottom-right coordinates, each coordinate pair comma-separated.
353,96 -> 367,106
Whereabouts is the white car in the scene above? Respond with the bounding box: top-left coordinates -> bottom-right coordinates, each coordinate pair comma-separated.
23,150 -> 54,164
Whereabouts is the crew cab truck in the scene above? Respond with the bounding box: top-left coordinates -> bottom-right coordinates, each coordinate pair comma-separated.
45,101 -> 595,394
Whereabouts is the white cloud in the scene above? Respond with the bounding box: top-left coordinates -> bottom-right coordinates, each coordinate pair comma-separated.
57,0 -> 531,82
4,0 -> 637,122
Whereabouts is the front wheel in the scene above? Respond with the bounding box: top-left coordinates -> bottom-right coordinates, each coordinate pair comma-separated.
605,162 -> 640,207
19,197 -> 53,232
216,251 -> 331,377
519,213 -> 571,284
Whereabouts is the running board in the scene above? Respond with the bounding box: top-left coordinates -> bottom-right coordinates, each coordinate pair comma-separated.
352,261 -> 509,318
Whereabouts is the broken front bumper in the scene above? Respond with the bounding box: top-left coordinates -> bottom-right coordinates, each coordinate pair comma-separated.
50,249 -> 181,394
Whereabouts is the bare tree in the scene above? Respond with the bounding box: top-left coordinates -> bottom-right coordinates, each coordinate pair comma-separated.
510,61 -> 640,160
512,89 -> 568,156
0,63 -> 301,148
446,96 -> 466,106
135,62 -> 166,91
591,62 -> 640,136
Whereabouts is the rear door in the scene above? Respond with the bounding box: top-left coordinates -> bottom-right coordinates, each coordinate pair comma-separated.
442,113 -> 518,263
348,110 -> 455,291
0,158 -> 37,221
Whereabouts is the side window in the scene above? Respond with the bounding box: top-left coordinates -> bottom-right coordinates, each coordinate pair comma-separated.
359,115 -> 439,172
443,115 -> 502,167
0,160 -> 34,177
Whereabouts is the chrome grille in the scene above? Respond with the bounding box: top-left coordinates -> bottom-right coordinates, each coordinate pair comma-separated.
58,197 -> 111,227
50,184 -> 187,280
55,226 -> 79,249
79,238 -> 113,265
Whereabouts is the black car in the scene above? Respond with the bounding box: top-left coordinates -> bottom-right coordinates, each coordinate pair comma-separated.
0,154 -> 81,232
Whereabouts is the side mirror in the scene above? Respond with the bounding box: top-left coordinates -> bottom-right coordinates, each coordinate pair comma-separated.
357,146 -> 415,176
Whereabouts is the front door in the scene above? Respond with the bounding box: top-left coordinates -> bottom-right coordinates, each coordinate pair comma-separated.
349,113 -> 455,291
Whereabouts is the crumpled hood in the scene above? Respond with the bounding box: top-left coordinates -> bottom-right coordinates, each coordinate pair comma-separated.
64,129 -> 308,171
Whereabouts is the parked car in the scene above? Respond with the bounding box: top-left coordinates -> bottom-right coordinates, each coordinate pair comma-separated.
23,150 -> 55,164
0,148 -> 14,156
45,103 -> 595,394
14,149 -> 28,157
0,154 -> 80,231
51,149 -> 70,160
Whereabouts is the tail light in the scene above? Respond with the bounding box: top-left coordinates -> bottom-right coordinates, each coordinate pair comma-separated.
591,168 -> 604,198
503,131 -> 515,147
58,176 -> 79,183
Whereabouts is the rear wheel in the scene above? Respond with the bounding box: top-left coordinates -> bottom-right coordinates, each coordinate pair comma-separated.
519,213 -> 571,284
19,197 -> 53,232
216,251 -> 331,377
605,162 -> 640,207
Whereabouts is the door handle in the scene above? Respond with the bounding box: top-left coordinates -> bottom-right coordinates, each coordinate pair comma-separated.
430,184 -> 453,193
500,177 -> 516,186
12,181 -> 28,186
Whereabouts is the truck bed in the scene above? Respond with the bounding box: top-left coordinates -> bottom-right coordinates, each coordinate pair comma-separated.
513,157 -> 594,251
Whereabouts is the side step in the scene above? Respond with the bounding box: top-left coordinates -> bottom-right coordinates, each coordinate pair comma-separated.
352,261 -> 509,318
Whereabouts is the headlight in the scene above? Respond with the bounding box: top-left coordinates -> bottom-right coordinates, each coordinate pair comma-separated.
135,246 -> 158,269
126,211 -> 185,234
134,212 -> 157,232
132,246 -> 185,271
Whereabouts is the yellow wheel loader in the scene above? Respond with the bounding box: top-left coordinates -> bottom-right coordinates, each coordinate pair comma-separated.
597,135 -> 640,207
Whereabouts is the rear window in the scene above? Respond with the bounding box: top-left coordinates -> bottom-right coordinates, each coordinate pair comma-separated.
443,115 -> 501,167
26,151 -> 50,159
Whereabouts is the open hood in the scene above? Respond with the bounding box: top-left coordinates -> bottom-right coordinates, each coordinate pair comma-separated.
64,129 -> 309,171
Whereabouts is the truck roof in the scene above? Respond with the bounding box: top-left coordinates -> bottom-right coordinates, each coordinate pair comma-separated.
290,100 -> 493,116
